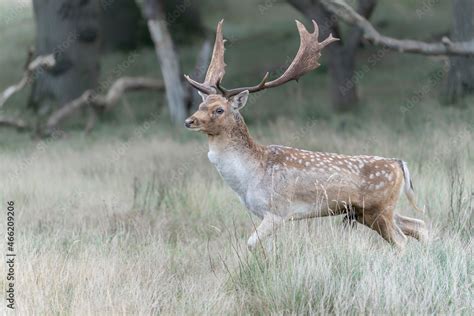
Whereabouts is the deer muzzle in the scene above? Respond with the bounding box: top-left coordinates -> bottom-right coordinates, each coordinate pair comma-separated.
184,117 -> 197,129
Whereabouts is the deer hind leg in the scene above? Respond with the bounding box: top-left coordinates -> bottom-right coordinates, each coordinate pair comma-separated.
358,210 -> 407,251
394,213 -> 428,242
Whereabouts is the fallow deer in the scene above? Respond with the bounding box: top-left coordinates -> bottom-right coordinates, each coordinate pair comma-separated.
184,19 -> 428,251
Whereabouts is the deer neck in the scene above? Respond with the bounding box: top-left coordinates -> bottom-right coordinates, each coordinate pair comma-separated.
208,117 -> 260,154
207,115 -> 264,197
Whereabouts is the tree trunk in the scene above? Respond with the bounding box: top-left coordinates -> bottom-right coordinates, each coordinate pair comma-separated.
287,0 -> 376,112
334,0 -> 376,111
444,0 -> 474,104
144,0 -> 187,125
30,0 -> 100,111
329,44 -> 358,111
288,0 -> 355,111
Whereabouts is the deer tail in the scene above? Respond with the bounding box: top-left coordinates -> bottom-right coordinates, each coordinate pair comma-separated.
399,160 -> 424,213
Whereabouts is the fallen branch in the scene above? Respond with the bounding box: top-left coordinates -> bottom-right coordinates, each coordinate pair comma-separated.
321,0 -> 474,56
0,49 -> 55,132
93,77 -> 165,109
0,116 -> 29,130
45,76 -> 164,132
0,50 -> 55,108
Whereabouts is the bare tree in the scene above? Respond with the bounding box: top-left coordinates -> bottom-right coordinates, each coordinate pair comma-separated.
0,51 -> 164,135
143,0 -> 187,125
444,0 -> 474,104
45,77 -> 164,133
290,0 -> 474,110
288,0 -> 377,111
0,50 -> 55,109
321,0 -> 474,56
29,0 -> 101,112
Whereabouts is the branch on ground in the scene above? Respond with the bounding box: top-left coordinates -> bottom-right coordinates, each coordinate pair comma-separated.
321,0 -> 474,56
0,50 -> 55,108
45,76 -> 164,133
0,116 -> 29,130
0,49 -> 54,132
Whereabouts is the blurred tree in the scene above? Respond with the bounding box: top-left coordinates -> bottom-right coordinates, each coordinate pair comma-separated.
288,0 -> 376,112
29,0 -> 100,114
100,0 -> 204,52
163,0 -> 205,44
143,0 -> 187,124
100,0 -> 147,51
443,0 -> 474,104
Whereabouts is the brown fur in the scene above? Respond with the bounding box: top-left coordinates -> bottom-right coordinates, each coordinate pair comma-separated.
185,94 -> 427,251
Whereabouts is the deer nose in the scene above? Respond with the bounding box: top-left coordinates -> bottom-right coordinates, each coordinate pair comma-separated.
184,117 -> 195,128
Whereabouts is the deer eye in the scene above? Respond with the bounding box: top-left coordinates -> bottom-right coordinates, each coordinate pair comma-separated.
215,108 -> 224,115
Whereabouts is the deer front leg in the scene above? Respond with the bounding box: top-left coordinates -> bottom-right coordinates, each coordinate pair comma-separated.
247,213 -> 284,251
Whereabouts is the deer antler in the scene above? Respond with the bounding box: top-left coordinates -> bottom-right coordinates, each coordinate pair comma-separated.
218,20 -> 338,98
185,19 -> 338,98
184,19 -> 226,95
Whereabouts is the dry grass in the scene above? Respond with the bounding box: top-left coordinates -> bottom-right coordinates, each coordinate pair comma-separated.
0,108 -> 472,314
0,0 -> 472,314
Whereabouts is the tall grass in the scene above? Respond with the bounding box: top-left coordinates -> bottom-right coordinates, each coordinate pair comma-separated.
0,108 -> 472,314
446,160 -> 473,239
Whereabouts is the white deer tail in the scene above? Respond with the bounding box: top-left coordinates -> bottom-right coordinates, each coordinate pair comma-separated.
399,160 -> 424,213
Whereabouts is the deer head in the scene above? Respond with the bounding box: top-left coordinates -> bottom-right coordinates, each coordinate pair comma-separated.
184,19 -> 338,136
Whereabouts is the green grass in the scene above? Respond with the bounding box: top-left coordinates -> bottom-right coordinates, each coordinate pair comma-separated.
0,0 -> 473,314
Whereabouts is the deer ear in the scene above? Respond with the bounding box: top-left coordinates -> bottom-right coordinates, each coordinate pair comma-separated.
230,90 -> 249,111
198,91 -> 207,101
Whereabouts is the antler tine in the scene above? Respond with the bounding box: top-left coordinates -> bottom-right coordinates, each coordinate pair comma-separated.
215,77 -> 226,95
217,72 -> 270,97
225,20 -> 339,98
184,19 -> 227,95
311,19 -> 319,42
184,74 -> 216,95
265,20 -> 338,88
